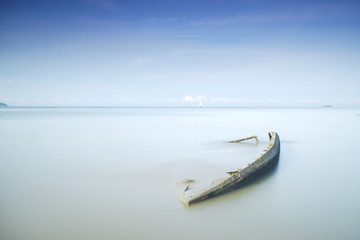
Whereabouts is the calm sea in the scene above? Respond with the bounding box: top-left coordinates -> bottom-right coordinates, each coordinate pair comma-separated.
0,107 -> 359,240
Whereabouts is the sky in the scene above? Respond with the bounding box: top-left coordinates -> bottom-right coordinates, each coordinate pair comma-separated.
1,0 -> 360,107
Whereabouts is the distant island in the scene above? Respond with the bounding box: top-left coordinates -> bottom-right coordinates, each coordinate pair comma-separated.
323,105 -> 333,108
0,102 -> 8,107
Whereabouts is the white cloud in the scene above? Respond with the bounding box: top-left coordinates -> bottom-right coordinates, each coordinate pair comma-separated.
352,98 -> 360,103
183,95 -> 195,102
182,95 -> 206,102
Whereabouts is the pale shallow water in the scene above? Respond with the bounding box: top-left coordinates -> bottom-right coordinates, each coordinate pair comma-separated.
0,107 -> 360,240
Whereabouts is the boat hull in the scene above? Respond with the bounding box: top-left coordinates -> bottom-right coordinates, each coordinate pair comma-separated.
181,132 -> 280,206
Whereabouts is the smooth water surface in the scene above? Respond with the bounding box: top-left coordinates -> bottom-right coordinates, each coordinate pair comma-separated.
1,107 -> 359,240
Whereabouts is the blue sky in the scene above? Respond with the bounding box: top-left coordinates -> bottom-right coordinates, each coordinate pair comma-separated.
1,0 -> 360,106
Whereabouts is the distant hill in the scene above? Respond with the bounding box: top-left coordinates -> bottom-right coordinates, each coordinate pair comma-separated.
0,102 -> 8,107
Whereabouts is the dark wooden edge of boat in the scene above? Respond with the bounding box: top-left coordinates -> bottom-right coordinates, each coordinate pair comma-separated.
180,132 -> 280,206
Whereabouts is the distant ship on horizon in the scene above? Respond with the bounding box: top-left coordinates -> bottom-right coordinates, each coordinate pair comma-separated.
198,97 -> 203,108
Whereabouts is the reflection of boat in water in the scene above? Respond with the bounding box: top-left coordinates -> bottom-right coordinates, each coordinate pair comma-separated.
180,132 -> 280,206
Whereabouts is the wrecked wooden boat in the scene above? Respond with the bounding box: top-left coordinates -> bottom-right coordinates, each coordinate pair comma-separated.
180,132 -> 280,206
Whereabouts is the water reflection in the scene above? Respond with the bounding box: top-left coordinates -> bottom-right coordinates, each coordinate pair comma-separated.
0,107 -> 359,240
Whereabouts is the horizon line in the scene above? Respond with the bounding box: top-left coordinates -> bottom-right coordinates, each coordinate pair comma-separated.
1,105 -> 358,109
